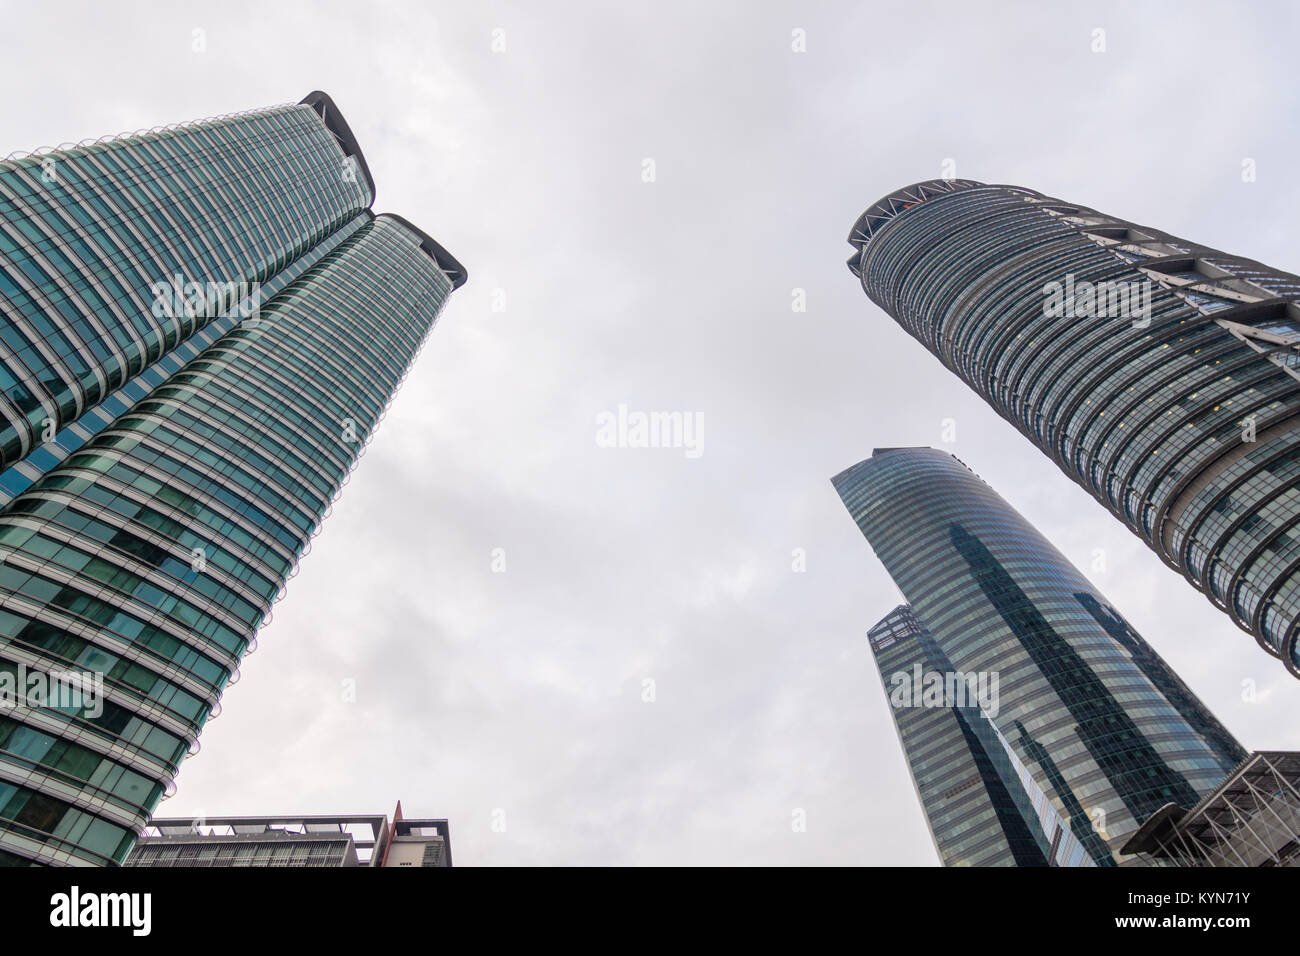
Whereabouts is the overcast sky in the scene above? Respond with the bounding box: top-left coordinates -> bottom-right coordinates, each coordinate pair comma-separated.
2,0 -> 1298,865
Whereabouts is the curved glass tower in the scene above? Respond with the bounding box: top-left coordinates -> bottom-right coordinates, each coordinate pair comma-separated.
835,448 -> 1245,866
848,181 -> 1300,677
869,604 -> 1103,866
0,95 -> 465,865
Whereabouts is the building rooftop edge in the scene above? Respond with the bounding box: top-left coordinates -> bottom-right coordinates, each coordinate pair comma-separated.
300,90 -> 378,204
378,213 -> 469,290
848,179 -> 987,242
830,446 -> 939,486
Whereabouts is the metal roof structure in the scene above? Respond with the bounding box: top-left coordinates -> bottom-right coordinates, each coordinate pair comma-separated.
1122,751 -> 1300,866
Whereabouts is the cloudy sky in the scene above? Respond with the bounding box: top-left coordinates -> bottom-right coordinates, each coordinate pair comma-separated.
3,0 -> 1298,865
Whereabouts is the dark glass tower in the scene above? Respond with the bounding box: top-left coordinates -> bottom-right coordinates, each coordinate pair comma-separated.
836,447 -> 1245,866
868,604 -> 1100,866
848,181 -> 1300,677
0,94 -> 465,865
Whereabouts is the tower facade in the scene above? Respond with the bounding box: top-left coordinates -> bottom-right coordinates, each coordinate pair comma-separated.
0,95 -> 465,865
869,604 -> 1100,866
836,447 -> 1245,866
848,181 -> 1300,677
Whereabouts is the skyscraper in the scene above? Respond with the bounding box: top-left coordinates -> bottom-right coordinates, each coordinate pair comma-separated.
0,94 -> 465,865
835,447 -> 1245,866
847,181 -> 1300,677
868,604 -> 1100,866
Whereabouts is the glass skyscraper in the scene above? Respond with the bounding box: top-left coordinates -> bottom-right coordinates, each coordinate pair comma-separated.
847,181 -> 1300,677
0,93 -> 465,865
868,604 -> 1100,866
836,447 -> 1245,866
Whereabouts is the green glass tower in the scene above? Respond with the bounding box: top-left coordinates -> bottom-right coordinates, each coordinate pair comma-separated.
0,94 -> 465,865
837,448 -> 1245,866
868,604 -> 1101,866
